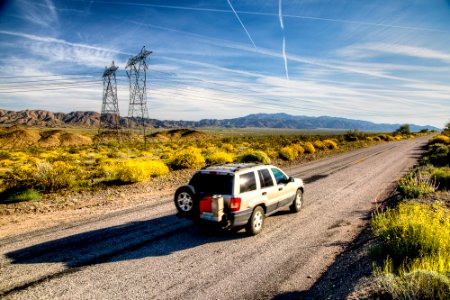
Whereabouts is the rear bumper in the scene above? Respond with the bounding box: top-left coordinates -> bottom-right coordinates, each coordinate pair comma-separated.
177,208 -> 253,228
230,208 -> 252,226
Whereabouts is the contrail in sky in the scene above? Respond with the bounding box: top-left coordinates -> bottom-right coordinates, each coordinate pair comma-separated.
278,0 -> 284,30
279,0 -> 289,79
226,0 -> 257,48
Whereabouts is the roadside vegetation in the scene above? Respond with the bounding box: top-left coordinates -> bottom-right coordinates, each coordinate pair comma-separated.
371,123 -> 450,299
0,126 -> 430,201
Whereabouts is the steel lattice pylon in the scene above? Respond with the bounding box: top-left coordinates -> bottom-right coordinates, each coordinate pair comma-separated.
126,46 -> 152,141
99,61 -> 120,135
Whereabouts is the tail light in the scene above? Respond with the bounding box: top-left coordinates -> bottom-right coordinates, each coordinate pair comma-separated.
199,196 -> 212,213
230,197 -> 241,211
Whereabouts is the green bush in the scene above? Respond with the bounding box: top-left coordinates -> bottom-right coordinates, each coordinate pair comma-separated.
422,143 -> 450,166
431,167 -> 450,191
206,151 -> 234,165
303,142 -> 316,154
397,171 -> 436,199
379,269 -> 450,300
170,146 -> 205,170
6,189 -> 41,203
238,150 -> 270,164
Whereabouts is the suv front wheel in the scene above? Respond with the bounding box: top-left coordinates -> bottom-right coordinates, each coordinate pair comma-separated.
246,206 -> 265,236
290,189 -> 303,213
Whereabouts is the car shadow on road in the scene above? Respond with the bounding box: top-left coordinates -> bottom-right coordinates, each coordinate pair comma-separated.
272,220 -> 376,299
6,214 -> 244,268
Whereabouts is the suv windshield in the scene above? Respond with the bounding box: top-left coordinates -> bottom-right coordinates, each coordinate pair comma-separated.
189,173 -> 233,195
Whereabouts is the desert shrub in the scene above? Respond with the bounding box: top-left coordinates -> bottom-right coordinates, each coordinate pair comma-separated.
238,150 -> 270,164
221,143 -> 235,152
372,202 -> 449,263
0,159 -> 14,167
303,142 -> 316,154
397,171 -> 436,199
372,202 -> 450,299
170,146 -> 205,170
377,134 -> 395,141
378,268 -> 450,300
372,136 -> 381,142
431,167 -> 450,191
394,136 -> 403,141
344,130 -> 366,142
429,135 -> 450,145
313,140 -> 326,150
323,139 -> 338,150
206,151 -> 234,165
6,189 -> 41,203
422,143 -> 450,166
279,146 -> 297,161
115,159 -> 169,183
292,144 -> 305,155
3,161 -> 79,192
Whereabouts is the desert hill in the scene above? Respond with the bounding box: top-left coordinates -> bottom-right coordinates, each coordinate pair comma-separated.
0,127 -> 92,149
0,109 -> 440,132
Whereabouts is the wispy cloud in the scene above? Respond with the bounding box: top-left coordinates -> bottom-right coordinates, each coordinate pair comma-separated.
74,1 -> 447,33
226,0 -> 257,48
339,43 -> 450,63
0,30 -> 130,69
17,0 -> 59,28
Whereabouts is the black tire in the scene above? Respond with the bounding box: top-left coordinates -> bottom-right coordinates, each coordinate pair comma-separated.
246,206 -> 265,236
290,189 -> 303,213
174,187 -> 196,217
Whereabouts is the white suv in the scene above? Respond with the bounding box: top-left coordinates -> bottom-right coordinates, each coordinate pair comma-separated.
174,163 -> 304,235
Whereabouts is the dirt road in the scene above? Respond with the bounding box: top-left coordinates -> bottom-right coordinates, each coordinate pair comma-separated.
0,137 -> 427,299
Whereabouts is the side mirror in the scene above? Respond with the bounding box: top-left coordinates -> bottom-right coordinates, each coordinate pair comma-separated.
289,176 -> 295,183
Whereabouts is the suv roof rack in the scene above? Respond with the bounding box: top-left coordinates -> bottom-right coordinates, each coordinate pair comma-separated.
202,163 -> 269,173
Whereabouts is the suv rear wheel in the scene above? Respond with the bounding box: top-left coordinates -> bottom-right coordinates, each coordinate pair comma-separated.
246,206 -> 265,236
174,187 -> 195,216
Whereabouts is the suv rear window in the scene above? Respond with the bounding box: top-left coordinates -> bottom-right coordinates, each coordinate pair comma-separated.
189,173 -> 233,195
258,169 -> 274,188
239,171 -> 257,193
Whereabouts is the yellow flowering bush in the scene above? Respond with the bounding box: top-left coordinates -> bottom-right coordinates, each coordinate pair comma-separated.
206,151 -> 234,165
169,146 -> 205,169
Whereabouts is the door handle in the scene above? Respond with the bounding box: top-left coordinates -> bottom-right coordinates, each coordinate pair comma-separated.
262,192 -> 267,195
279,187 -> 283,191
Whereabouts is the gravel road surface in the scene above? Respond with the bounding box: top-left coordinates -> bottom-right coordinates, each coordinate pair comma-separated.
0,137 -> 428,299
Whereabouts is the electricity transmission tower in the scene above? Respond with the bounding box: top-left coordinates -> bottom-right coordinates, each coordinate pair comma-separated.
99,61 -> 120,136
126,46 -> 152,144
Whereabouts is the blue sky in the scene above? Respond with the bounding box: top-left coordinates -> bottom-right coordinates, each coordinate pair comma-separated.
0,0 -> 449,127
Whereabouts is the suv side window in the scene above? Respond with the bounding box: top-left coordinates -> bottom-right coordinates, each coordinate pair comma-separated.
239,171 -> 257,193
258,169 -> 274,188
271,168 -> 288,185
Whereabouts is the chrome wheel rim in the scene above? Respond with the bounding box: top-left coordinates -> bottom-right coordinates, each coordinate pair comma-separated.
177,192 -> 193,212
253,210 -> 263,231
295,192 -> 302,209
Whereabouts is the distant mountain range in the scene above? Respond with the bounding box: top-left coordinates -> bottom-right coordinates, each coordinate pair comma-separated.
0,109 -> 440,132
